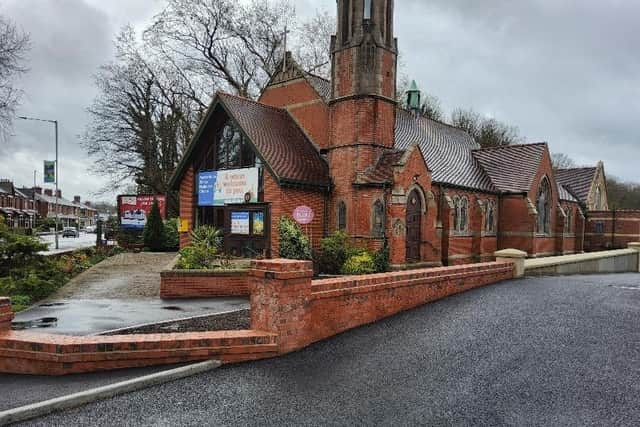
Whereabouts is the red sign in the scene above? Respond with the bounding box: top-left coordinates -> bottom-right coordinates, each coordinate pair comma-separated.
118,195 -> 166,229
293,206 -> 314,225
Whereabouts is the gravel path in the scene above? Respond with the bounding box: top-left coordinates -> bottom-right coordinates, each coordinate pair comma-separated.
48,252 -> 177,300
100,309 -> 250,335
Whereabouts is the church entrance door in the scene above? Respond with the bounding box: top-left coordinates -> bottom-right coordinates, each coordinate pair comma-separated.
406,189 -> 422,263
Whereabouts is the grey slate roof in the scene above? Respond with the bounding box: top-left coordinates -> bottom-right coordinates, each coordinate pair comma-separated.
558,184 -> 579,203
555,167 -> 597,204
303,73 -> 331,103
472,143 -> 548,194
395,109 -> 496,192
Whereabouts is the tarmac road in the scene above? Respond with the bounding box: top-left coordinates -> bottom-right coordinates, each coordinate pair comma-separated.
17,273 -> 640,426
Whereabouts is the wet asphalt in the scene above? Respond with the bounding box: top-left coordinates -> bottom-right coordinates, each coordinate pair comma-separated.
12,273 -> 640,426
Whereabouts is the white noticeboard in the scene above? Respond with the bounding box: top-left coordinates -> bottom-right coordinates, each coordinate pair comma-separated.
231,211 -> 250,235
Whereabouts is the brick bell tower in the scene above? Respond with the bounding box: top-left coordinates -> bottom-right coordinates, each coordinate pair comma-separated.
328,0 -> 398,233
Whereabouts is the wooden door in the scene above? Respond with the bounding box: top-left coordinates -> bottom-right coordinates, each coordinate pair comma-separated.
406,189 -> 422,263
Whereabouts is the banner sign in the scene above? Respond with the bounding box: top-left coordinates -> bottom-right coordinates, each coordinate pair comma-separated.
198,168 -> 259,206
118,195 -> 166,230
44,161 -> 55,184
231,211 -> 250,235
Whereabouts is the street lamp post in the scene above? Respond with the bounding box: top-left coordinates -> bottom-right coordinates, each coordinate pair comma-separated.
18,116 -> 60,250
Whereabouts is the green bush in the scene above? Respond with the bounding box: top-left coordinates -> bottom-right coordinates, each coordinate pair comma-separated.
143,199 -> 166,252
341,252 -> 376,275
174,226 -> 223,270
319,231 -> 354,275
373,239 -> 391,273
278,216 -> 312,260
163,218 -> 180,251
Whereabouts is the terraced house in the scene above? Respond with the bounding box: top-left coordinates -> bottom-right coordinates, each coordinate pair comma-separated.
171,0 -> 611,267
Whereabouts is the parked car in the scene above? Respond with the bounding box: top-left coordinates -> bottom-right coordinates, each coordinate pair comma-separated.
85,225 -> 97,233
62,227 -> 79,238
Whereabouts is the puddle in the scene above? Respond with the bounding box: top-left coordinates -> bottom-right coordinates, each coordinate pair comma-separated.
39,303 -> 66,307
12,317 -> 58,330
162,306 -> 184,311
609,285 -> 640,290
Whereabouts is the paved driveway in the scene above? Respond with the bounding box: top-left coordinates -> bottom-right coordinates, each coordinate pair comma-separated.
12,253 -> 249,335
18,273 -> 640,426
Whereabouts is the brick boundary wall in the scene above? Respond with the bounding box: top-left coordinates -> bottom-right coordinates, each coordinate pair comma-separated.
0,298 -> 14,331
0,260 -> 514,375
0,330 -> 277,375
160,270 -> 250,299
585,210 -> 640,252
249,259 -> 515,354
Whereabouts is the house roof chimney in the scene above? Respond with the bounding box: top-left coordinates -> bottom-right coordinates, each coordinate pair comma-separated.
44,189 -> 53,196
74,196 -> 81,203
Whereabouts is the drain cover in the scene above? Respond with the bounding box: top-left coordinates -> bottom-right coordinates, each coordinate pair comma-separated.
39,302 -> 66,307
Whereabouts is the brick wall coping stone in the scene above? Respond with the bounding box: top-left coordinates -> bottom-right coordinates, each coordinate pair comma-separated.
494,249 -> 528,259
311,264 -> 513,300
628,242 -> 640,251
161,269 -> 248,278
524,248 -> 638,269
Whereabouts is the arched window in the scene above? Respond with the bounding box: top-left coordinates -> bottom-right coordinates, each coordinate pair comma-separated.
452,196 -> 460,232
338,201 -> 347,231
537,177 -> 552,234
485,201 -> 496,233
459,197 -> 469,232
216,121 -> 255,170
594,186 -> 602,210
372,200 -> 385,237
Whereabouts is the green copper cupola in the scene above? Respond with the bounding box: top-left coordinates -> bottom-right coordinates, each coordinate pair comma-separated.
407,80 -> 421,112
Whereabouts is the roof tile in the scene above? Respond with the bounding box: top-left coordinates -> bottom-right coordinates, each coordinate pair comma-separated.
219,93 -> 331,188
555,168 -> 597,204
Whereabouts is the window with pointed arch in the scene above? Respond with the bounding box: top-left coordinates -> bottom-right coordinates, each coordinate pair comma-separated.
485,200 -> 496,234
452,196 -> 469,233
594,186 -> 603,210
338,201 -> 347,231
536,177 -> 552,235
372,199 -> 385,238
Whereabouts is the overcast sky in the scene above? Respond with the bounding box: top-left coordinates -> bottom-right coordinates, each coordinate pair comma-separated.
1,0 -> 638,203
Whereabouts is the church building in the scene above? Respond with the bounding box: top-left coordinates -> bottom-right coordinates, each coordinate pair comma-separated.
170,0 -> 607,267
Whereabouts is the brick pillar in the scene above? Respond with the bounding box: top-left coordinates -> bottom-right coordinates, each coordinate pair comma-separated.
0,298 -> 14,331
249,259 -> 313,354
494,249 -> 527,278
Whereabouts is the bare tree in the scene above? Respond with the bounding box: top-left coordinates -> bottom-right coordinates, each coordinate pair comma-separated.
451,108 -> 521,148
83,27 -> 200,199
552,152 -> 577,170
293,8 -> 335,78
145,0 -> 335,99
0,15 -> 29,141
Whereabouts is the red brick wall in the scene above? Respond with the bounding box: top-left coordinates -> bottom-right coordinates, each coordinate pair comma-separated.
585,210 -> 640,251
160,270 -> 249,299
259,79 -> 330,150
249,259 -> 514,354
0,298 -> 13,331
0,330 -> 277,375
263,172 -> 327,255
499,195 -> 534,254
179,165 -> 195,249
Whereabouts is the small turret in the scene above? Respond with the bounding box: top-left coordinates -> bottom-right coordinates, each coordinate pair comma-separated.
407,80 -> 421,114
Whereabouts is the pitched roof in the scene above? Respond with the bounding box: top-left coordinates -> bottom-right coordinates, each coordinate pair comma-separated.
558,184 -> 579,203
355,150 -> 405,186
219,93 -> 330,188
303,73 -> 331,103
395,109 -> 496,192
472,143 -> 548,193
555,167 -> 597,204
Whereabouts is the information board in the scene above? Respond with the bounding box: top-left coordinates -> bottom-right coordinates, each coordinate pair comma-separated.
198,168 -> 259,206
